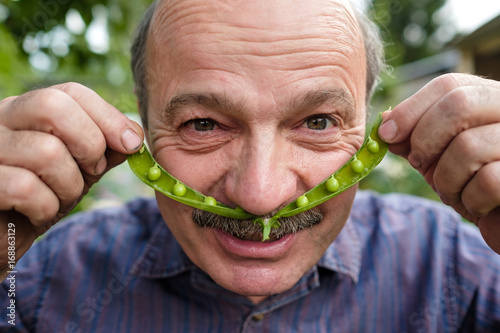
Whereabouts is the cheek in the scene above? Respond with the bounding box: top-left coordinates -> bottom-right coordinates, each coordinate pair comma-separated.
313,186 -> 357,246
156,193 -> 199,247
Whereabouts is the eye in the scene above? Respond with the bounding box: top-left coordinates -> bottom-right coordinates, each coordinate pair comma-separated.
302,115 -> 335,130
185,118 -> 217,131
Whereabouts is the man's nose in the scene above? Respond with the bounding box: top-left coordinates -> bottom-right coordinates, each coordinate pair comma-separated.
224,131 -> 296,216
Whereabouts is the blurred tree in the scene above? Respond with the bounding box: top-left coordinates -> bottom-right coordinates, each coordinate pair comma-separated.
0,0 -> 152,113
369,0 -> 447,68
0,0 -> 155,212
363,0 -> 450,201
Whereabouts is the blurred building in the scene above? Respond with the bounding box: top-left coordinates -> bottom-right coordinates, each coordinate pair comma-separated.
382,13 -> 500,104
455,13 -> 500,81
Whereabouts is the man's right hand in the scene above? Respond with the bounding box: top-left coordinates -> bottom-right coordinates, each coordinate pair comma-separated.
0,82 -> 144,280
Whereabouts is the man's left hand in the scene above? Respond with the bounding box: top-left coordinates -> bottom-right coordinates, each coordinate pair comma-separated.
378,73 -> 500,254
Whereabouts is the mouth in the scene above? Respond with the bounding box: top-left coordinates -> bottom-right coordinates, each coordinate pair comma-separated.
213,228 -> 297,259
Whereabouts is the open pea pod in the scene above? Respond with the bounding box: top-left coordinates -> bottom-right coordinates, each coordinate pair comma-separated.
254,111 -> 389,240
128,111 -> 388,241
127,145 -> 256,219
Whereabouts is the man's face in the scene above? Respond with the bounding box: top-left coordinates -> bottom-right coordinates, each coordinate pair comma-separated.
144,0 -> 367,300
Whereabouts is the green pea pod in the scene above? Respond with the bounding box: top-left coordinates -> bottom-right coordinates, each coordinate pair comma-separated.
255,111 -> 389,238
127,145 -> 256,219
128,111 -> 388,241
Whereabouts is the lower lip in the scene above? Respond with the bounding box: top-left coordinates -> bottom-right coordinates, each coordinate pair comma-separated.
213,229 -> 296,259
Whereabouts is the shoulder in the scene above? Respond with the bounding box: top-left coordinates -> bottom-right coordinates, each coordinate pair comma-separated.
351,190 -> 466,242
351,191 -> 500,331
350,191 -> 500,274
0,198 -> 165,330
14,197 -> 165,280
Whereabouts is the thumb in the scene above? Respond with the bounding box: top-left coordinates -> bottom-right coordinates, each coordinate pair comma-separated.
120,119 -> 145,154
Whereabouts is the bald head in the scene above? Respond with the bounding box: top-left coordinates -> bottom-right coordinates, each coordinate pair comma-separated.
131,0 -> 384,126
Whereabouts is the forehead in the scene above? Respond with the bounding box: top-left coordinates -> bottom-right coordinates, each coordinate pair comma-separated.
151,0 -> 359,33
149,0 -> 363,60
146,0 -> 366,109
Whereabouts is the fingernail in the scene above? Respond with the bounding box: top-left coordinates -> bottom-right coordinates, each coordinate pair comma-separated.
121,128 -> 142,152
94,155 -> 107,175
378,120 -> 398,142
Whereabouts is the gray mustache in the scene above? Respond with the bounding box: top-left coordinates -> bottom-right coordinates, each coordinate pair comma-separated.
192,208 -> 323,239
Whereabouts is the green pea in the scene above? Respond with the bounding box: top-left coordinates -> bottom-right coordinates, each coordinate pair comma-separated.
147,166 -> 161,181
326,177 -> 340,192
296,195 -> 309,207
367,140 -> 380,154
204,196 -> 217,206
173,183 -> 187,197
350,159 -> 364,174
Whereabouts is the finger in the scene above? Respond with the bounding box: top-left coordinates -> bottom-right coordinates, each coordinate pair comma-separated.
81,147 -> 129,189
378,73 -> 484,146
433,124 -> 500,206
0,165 -> 59,226
477,207 -> 500,255
408,84 -> 500,174
54,82 -> 144,154
0,84 -> 144,174
0,88 -> 108,175
0,130 -> 85,212
462,161 -> 500,218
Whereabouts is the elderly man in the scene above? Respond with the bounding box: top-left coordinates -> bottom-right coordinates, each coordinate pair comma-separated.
1,0 -> 500,332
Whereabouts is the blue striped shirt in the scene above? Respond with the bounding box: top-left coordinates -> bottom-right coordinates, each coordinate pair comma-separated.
1,191 -> 500,332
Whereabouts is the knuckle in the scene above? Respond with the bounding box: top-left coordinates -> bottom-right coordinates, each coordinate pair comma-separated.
452,130 -> 480,162
37,135 -> 66,161
25,89 -> 75,127
437,87 -> 471,122
58,81 -> 85,91
476,164 -> 500,203
67,176 -> 85,202
35,88 -> 72,112
9,171 -> 39,203
57,82 -> 88,98
464,164 -> 500,217
37,200 -> 60,226
431,73 -> 462,95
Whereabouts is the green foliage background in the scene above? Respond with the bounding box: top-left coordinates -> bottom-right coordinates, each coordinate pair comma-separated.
0,0 -> 451,210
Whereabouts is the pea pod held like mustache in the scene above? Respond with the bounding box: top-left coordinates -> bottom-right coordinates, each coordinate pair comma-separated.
128,111 -> 388,240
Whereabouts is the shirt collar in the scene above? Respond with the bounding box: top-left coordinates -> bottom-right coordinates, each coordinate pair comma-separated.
130,202 -> 362,284
316,216 -> 361,283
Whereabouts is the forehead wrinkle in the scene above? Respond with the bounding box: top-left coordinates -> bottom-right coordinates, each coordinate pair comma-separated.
150,0 -> 363,53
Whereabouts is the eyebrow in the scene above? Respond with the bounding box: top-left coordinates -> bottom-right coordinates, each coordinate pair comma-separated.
163,88 -> 355,123
291,89 -> 355,122
163,92 -> 240,123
